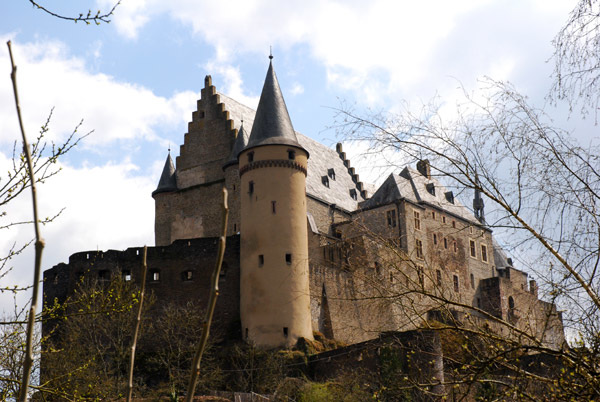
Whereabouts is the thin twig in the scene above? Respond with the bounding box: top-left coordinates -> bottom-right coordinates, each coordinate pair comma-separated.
28,1 -> 121,25
127,246 -> 148,401
8,40 -> 46,402
185,188 -> 229,401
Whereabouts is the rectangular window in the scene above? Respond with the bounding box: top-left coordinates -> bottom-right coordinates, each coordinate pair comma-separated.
470,273 -> 475,289
285,253 -> 292,265
283,327 -> 289,337
258,254 -> 264,267
444,238 -> 448,249
453,240 -> 457,253
413,210 -> 421,230
152,271 -> 160,282
328,168 -> 335,180
249,181 -> 254,195
453,275 -> 459,292
436,269 -> 442,286
442,216 -> 447,224
271,201 -> 276,214
470,240 -> 477,258
431,211 -> 436,220
288,150 -> 296,160
387,209 -> 397,228
122,270 -> 131,281
433,233 -> 438,245
481,244 -> 488,262
415,239 -> 423,259
322,176 -> 330,187
452,220 -> 456,228
247,152 -> 254,163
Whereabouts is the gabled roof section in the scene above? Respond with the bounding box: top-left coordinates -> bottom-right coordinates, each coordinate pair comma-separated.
363,166 -> 479,224
244,60 -> 306,154
152,153 -> 177,197
223,123 -> 248,169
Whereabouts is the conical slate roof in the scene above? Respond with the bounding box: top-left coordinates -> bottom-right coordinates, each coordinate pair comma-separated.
243,60 -> 307,155
223,123 -> 248,169
152,153 -> 177,196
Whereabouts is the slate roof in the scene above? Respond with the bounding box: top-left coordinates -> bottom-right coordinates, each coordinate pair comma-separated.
152,153 -> 177,196
244,61 -> 306,153
223,123 -> 248,169
216,94 -> 368,212
363,167 -> 479,224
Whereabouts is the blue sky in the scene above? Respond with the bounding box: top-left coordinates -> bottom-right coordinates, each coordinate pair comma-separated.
0,0 -> 587,311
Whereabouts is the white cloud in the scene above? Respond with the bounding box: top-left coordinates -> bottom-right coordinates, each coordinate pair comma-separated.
203,60 -> 260,108
0,151 -> 155,313
0,35 -> 197,150
290,83 -> 304,96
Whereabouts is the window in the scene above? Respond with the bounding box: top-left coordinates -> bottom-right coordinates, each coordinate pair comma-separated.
433,233 -> 438,245
445,191 -> 454,203
470,240 -> 477,258
452,220 -> 456,228
413,210 -> 421,230
417,265 -> 424,287
387,209 -> 397,228
481,244 -> 488,262
122,270 -> 131,281
258,254 -> 264,267
328,168 -> 335,180
444,238 -> 448,249
453,240 -> 457,253
349,189 -> 357,200
426,183 -> 435,195
415,239 -> 423,259
151,270 -> 160,282
470,273 -> 475,289
285,253 -> 292,265
436,270 -> 442,286
321,176 -> 329,188
288,150 -> 295,160
183,270 -> 193,281
271,201 -> 276,214
431,211 -> 436,220
453,275 -> 459,292
508,296 -> 515,310
249,181 -> 254,195
247,152 -> 254,163
390,272 -> 395,283
442,216 -> 447,224
283,327 -> 289,337
245,328 -> 249,339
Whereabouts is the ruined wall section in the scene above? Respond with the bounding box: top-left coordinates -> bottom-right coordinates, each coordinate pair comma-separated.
43,236 -> 242,340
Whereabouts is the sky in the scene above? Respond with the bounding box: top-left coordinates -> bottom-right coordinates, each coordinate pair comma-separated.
0,0 -> 589,312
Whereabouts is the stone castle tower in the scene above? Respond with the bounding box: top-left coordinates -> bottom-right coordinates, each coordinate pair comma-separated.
239,59 -> 313,348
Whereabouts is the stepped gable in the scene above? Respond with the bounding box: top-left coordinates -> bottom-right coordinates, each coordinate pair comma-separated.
175,75 -> 238,188
215,96 -> 369,212
152,153 -> 177,196
244,60 -> 306,153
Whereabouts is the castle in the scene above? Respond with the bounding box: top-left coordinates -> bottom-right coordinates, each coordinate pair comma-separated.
43,58 -> 565,351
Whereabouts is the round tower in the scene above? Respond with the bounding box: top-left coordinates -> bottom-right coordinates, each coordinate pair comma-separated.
239,59 -> 313,348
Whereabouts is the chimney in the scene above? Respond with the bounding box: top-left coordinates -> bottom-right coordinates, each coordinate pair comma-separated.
529,280 -> 538,298
416,160 -> 431,178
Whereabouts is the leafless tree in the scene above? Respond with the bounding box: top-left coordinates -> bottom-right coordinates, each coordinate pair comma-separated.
334,77 -> 600,399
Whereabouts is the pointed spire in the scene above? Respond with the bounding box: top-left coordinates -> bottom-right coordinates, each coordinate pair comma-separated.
244,57 -> 307,155
152,153 -> 177,196
223,123 -> 248,169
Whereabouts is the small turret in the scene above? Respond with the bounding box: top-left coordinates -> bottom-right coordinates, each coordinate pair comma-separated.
152,153 -> 177,197
223,123 -> 248,170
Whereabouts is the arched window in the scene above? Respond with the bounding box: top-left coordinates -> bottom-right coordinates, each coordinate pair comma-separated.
508,296 -> 515,310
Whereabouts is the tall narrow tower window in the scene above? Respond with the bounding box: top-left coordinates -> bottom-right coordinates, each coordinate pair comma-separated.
272,201 -> 276,214
285,253 -> 292,265
258,255 -> 264,267
249,181 -> 254,195
283,327 -> 289,337
247,152 -> 254,163
288,150 -> 296,160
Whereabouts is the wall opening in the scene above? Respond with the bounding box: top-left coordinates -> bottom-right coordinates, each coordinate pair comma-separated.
258,255 -> 264,267
453,275 -> 459,292
285,253 -> 292,265
122,270 -> 131,281
283,327 -> 288,337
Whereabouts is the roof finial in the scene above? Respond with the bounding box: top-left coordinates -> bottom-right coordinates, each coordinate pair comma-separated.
168,143 -> 171,154
269,46 -> 273,60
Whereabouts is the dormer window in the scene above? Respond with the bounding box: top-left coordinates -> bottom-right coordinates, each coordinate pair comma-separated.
288,149 -> 296,160
426,183 -> 435,196
445,191 -> 454,204
322,176 -> 329,188
247,152 -> 254,163
328,168 -> 336,180
349,189 -> 357,200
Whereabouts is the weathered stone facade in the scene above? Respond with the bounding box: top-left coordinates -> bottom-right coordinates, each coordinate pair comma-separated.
43,61 -> 565,352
